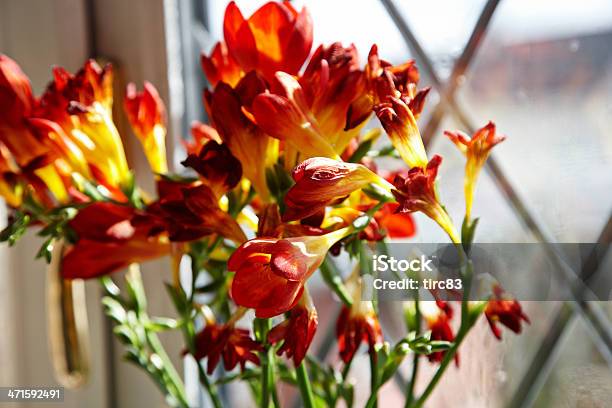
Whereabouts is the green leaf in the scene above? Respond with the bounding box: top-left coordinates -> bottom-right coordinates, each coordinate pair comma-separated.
35,237 -> 55,263
145,317 -> 180,332
102,296 -> 127,323
348,139 -> 374,163
362,183 -> 394,202
0,211 -> 31,246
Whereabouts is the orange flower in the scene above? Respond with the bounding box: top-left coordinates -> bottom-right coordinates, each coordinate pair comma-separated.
252,72 -> 339,160
0,143 -> 22,207
445,122 -> 506,219
375,96 -> 428,169
392,155 -> 459,243
283,157 -> 392,222
209,73 -> 278,201
61,202 -> 170,279
124,82 -> 168,174
421,301 -> 458,365
201,42 -> 243,87
336,268 -> 383,363
373,202 -> 416,239
485,285 -> 529,340
193,322 -> 262,374
181,141 -> 242,199
268,290 -> 318,366
139,182 -> 246,244
223,1 -> 313,82
229,227 -> 351,318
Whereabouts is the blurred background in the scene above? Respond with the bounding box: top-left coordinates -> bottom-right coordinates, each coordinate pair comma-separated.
1,0 -> 611,407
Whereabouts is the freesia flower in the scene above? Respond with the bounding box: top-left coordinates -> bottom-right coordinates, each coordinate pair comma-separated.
392,155 -> 460,243
347,45 -> 430,130
374,96 -> 428,169
62,202 -> 170,279
0,143 -> 22,207
181,140 -> 242,199
336,268 -> 383,363
283,157 -> 393,222
229,227 -> 352,318
193,322 -> 262,374
485,285 -> 529,340
209,73 -> 278,201
223,1 -> 312,82
124,82 -> 168,174
445,122 -> 506,219
139,182 -> 247,244
37,60 -> 130,191
421,301 -> 458,365
268,289 -> 318,366
184,121 -> 222,155
298,42 -> 366,153
201,42 -> 242,87
252,72 -> 339,160
0,54 -> 50,167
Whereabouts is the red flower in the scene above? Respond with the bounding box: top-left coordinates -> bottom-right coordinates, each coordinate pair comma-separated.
268,291 -> 318,366
140,182 -> 246,244
336,269 -> 383,363
347,45 -> 429,130
201,42 -> 242,87
223,1 -> 313,82
124,82 -> 168,174
283,157 -> 390,222
422,301 -> 458,365
485,285 -> 529,340
209,73 -> 278,201
0,54 -> 50,168
229,227 -> 351,318
392,155 -> 459,243
61,202 -> 170,279
193,323 -> 262,374
181,141 -> 242,198
445,121 -> 506,219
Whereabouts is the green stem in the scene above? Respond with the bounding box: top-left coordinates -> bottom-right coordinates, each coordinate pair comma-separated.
196,360 -> 223,408
366,351 -> 379,408
405,291 -> 421,408
260,318 -> 273,408
320,258 -> 353,306
296,362 -> 316,408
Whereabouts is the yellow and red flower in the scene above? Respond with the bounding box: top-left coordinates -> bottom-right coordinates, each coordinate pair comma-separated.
193,322 -> 262,374
222,1 -> 312,82
252,72 -> 339,160
283,157 -> 392,222
124,82 -> 168,174
485,285 -> 529,340
208,73 -> 278,201
374,96 -> 428,169
62,202 -> 170,279
268,290 -> 318,366
229,227 -> 351,318
392,155 -> 459,243
445,121 -> 506,219
336,269 -> 383,363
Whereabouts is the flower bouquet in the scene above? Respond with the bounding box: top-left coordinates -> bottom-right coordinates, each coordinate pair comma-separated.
0,1 -> 529,407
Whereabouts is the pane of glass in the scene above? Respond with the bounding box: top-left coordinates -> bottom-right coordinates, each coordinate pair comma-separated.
531,316 -> 612,407
457,0 -> 612,242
